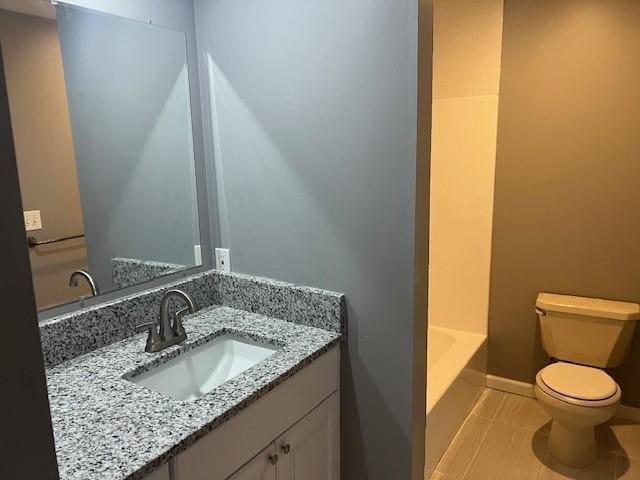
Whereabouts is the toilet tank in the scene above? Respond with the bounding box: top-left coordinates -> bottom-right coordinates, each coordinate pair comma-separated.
536,293 -> 640,368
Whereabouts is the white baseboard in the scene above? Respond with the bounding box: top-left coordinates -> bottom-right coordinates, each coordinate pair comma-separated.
617,405 -> 640,423
485,374 -> 640,423
486,374 -> 535,398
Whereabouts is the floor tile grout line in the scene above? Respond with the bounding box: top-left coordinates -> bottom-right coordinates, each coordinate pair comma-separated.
459,392 -> 545,479
476,388 -> 506,421
490,389 -> 508,421
492,418 -> 551,435
494,392 -> 553,435
458,416 -> 495,480
452,389 -> 506,479
433,389 -> 504,479
433,412 -> 486,479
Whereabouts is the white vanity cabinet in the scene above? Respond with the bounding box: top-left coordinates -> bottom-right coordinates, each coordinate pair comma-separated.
172,347 -> 340,480
229,392 -> 338,480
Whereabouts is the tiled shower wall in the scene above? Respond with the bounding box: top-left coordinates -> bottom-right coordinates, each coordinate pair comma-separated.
428,0 -> 504,335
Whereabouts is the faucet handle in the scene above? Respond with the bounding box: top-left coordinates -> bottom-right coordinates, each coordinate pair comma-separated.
172,307 -> 190,338
136,322 -> 162,353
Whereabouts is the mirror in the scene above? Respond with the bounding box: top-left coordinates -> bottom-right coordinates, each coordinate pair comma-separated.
0,1 -> 203,311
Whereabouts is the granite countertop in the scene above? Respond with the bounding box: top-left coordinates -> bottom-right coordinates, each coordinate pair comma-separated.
46,305 -> 341,480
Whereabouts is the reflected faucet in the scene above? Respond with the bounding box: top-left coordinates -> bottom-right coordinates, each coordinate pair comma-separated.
69,269 -> 100,296
137,289 -> 196,353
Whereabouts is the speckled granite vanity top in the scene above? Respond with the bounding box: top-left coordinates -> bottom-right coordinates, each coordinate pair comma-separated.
46,305 -> 341,480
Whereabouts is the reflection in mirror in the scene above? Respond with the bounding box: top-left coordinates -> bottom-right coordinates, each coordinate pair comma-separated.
0,1 -> 201,311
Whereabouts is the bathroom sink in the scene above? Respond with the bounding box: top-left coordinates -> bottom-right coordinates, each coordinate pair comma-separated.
129,335 -> 279,401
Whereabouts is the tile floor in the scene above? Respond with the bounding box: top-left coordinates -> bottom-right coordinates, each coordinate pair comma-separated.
429,388 -> 640,480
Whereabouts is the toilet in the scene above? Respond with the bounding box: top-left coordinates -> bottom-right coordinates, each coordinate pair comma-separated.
534,293 -> 640,467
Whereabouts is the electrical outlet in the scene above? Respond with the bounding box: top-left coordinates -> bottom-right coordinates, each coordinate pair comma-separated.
24,210 -> 43,231
215,248 -> 231,272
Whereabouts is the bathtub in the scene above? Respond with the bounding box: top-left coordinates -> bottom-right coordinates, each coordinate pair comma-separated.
425,326 -> 487,478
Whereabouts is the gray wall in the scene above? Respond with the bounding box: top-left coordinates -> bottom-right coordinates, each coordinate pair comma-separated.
194,0 -> 422,477
489,0 -> 640,405
57,4 -> 199,290
0,48 -> 59,479
0,9 -> 91,309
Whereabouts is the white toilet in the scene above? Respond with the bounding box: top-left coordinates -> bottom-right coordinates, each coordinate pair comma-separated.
534,293 -> 640,467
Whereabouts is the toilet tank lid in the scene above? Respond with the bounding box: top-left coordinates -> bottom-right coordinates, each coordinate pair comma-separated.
536,293 -> 640,321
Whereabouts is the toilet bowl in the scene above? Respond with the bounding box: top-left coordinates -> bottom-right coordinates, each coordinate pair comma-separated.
534,362 -> 620,467
533,293 -> 640,468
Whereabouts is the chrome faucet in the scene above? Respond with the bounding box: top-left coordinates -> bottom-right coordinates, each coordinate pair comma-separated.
69,269 -> 100,296
138,289 -> 196,353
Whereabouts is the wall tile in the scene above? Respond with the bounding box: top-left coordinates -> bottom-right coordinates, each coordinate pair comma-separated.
433,0 -> 504,100
428,95 -> 499,334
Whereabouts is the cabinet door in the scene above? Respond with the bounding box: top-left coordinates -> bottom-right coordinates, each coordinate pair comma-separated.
228,445 -> 277,480
276,393 -> 339,480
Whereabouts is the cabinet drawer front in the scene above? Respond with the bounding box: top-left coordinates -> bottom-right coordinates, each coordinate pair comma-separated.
174,347 -> 339,480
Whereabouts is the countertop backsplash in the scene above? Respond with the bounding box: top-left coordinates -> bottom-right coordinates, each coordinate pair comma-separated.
39,269 -> 346,368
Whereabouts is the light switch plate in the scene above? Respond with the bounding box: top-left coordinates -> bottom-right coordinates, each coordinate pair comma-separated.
215,248 -> 231,272
24,210 -> 42,231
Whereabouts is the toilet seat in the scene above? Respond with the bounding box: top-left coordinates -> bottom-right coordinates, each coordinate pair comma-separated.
536,362 -> 620,408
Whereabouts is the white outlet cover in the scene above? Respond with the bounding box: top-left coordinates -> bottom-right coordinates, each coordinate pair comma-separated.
24,210 -> 42,231
215,248 -> 231,272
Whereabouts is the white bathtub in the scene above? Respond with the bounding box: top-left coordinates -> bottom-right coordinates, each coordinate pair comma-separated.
425,326 -> 487,478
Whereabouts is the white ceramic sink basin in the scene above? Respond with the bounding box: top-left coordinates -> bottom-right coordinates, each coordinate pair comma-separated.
130,335 -> 278,401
